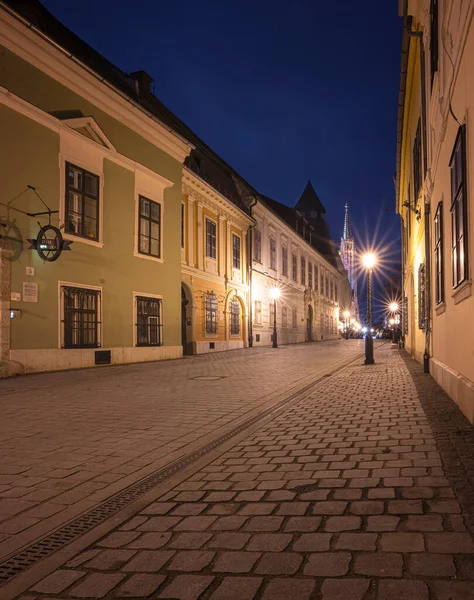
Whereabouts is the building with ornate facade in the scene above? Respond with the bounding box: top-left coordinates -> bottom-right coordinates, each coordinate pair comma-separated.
397,0 -> 474,422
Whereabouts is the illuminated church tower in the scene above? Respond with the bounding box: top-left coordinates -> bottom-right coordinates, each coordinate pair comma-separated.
339,203 -> 359,319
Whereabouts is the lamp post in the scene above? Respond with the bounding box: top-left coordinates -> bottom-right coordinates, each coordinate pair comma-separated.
269,287 -> 280,348
362,252 -> 376,365
389,301 -> 399,344
343,310 -> 350,340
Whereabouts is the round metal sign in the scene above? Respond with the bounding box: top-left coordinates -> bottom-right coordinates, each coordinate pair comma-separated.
36,225 -> 64,262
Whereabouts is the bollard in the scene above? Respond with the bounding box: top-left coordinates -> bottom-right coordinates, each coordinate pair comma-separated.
364,333 -> 374,365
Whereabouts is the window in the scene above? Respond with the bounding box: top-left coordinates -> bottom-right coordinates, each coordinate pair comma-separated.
321,271 -> 325,296
205,292 -> 218,334
292,307 -> 297,328
308,262 -> 313,289
282,306 -> 288,327
282,246 -> 288,276
136,296 -> 163,346
314,265 -> 319,292
418,263 -> 426,329
330,279 -> 334,300
138,195 -> 161,258
206,219 -> 217,259
434,202 -> 444,304
254,300 -> 262,325
232,234 -> 241,269
334,283 -> 338,303
270,302 -> 275,327
325,275 -> 329,297
181,204 -> 185,248
230,297 -> 241,335
430,0 -> 438,86
61,286 -> 100,348
254,229 -> 262,262
292,254 -> 298,281
270,237 -> 276,270
65,162 -> 99,241
450,126 -> 468,287
301,257 -> 306,286
413,120 -> 422,200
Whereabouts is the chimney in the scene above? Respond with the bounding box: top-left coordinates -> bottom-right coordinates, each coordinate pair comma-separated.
130,70 -> 154,95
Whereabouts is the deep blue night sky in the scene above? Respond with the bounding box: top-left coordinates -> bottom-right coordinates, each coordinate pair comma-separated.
42,0 -> 403,319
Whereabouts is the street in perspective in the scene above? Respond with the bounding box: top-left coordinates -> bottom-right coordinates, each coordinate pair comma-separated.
1,0 -> 474,599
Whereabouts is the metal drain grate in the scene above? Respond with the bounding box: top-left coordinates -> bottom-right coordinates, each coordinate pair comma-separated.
191,376 -> 226,381
0,354 -> 363,585
292,483 -> 319,494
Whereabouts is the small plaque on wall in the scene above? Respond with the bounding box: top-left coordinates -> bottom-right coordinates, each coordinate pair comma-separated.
11,292 -> 21,302
23,282 -> 38,303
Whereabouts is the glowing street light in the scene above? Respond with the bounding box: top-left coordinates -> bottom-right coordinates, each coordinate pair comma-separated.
362,251 -> 377,365
269,287 -> 281,348
362,253 -> 376,269
342,310 -> 350,340
389,302 -> 399,313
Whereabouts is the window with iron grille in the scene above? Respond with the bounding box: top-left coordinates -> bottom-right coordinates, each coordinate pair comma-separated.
450,126 -> 468,287
61,286 -> 100,348
136,296 -> 163,346
65,162 -> 99,241
413,120 -> 422,199
205,292 -> 218,334
254,300 -> 262,325
181,204 -> 185,248
138,195 -> 161,258
292,254 -> 297,281
434,202 -> 444,304
232,234 -> 241,269
418,264 -> 426,330
206,219 -> 217,259
292,307 -> 297,328
254,229 -> 262,262
301,256 -> 306,286
282,246 -> 288,276
314,264 -> 319,292
308,262 -> 313,289
282,306 -> 288,327
230,297 -> 240,335
430,0 -> 438,86
270,237 -> 276,270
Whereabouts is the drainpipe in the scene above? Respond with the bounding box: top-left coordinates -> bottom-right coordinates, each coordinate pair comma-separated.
406,26 -> 431,373
247,197 -> 258,348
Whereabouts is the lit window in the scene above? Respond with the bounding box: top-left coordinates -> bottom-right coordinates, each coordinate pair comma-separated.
61,286 -> 100,348
138,195 -> 161,258
65,162 -> 99,241
206,219 -> 217,259
450,126 -> 468,288
205,292 -> 218,334
136,296 -> 163,346
230,297 -> 241,335
232,234 -> 241,269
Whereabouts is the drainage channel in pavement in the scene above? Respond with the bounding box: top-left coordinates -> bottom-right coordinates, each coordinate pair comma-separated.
0,348 -> 370,595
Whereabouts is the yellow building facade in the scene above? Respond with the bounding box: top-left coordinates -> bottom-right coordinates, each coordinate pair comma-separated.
181,166 -> 253,354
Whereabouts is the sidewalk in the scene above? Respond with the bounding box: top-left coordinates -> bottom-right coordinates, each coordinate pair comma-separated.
3,343 -> 474,599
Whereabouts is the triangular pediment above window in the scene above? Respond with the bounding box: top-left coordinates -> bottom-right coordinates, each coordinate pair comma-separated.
62,116 -> 116,151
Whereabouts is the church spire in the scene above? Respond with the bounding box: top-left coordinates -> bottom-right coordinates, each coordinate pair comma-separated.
343,202 -> 352,240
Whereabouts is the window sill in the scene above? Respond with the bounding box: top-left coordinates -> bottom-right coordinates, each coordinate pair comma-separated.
133,250 -> 164,264
63,232 -> 103,249
435,301 -> 446,316
452,279 -> 472,305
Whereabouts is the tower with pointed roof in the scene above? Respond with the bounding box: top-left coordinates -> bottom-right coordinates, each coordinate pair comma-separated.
339,203 -> 359,319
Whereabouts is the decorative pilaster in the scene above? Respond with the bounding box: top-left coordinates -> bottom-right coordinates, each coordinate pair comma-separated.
226,221 -> 232,279
187,197 -> 195,267
197,202 -> 204,271
218,216 -> 226,277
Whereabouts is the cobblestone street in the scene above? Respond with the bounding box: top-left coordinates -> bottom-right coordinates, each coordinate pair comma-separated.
1,341 -> 474,599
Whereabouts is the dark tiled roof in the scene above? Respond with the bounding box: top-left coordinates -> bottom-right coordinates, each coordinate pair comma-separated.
295,180 -> 326,215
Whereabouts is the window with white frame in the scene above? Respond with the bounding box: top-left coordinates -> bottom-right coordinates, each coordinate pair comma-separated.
301,256 -> 306,286
270,237 -> 276,270
232,234 -> 241,269
308,262 -> 313,289
292,254 -> 298,281
65,162 -> 100,241
61,285 -> 101,348
434,202 -> 444,304
138,195 -> 161,258
314,264 -> 319,292
450,126 -> 468,288
230,297 -> 241,335
254,300 -> 262,325
206,219 -> 217,259
254,229 -> 262,262
282,246 -> 288,276
136,296 -> 163,346
205,292 -> 218,334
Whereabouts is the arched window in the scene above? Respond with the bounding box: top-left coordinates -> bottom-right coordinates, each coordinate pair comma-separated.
230,297 -> 241,335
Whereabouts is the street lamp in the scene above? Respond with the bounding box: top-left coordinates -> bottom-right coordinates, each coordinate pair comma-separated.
362,252 -> 376,365
389,301 -> 399,345
269,287 -> 280,348
343,310 -> 350,340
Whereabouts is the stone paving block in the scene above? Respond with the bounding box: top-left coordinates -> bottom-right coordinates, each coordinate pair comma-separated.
333,489 -> 363,500
207,503 -> 241,515
239,502 -> 276,515
387,500 -> 423,514
86,549 -> 137,570
115,573 -> 166,597
172,503 -> 208,516
255,552 -> 303,575
320,578 -> 370,600
404,515 -> 443,531
276,501 -> 309,515
349,500 -> 384,515
158,574 -> 214,599
262,578 -> 315,600
377,579 -> 429,600
304,552 -> 351,576
167,550 -> 215,571
427,500 -> 462,513
284,516 -> 322,532
353,553 -> 403,577
210,576 -> 263,600
31,570 -> 85,594
325,516 -> 361,532
141,502 -> 177,515
168,532 -> 213,549
425,533 -> 474,553
208,532 -> 251,549
69,573 -> 125,598
137,517 -> 182,531
247,533 -> 293,551
244,516 -> 284,531
128,532 -> 172,549
312,501 -> 348,515
367,516 -> 400,531
174,516 -> 218,531
380,532 -> 425,552
213,551 -> 261,573
122,550 -> 175,571
211,516 -> 248,530
235,490 -> 265,501
97,531 -> 140,548
335,532 -> 378,550
408,553 -> 456,577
